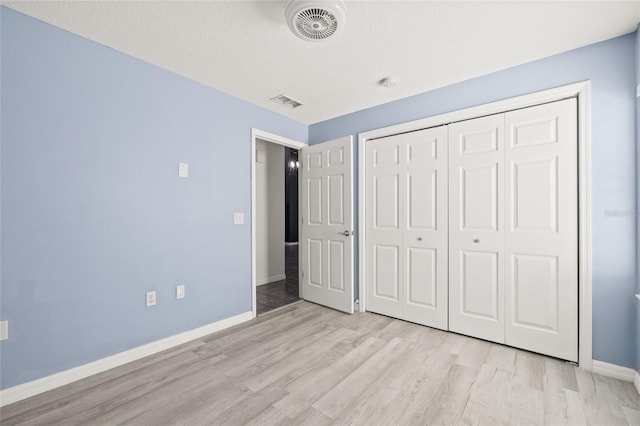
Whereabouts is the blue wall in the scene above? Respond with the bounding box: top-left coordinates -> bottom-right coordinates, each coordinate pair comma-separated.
0,7 -> 307,389
310,34 -> 637,368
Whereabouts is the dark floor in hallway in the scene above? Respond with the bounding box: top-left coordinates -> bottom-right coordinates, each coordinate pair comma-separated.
257,243 -> 299,315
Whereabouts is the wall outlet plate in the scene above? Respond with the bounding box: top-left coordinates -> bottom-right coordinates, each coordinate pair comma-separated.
176,285 -> 185,300
146,291 -> 157,307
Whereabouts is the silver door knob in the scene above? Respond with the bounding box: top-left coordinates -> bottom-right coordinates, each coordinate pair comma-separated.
337,230 -> 351,236
473,239 -> 480,243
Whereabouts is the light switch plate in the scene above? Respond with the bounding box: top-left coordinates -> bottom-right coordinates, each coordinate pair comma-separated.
176,285 -> 185,300
636,85 -> 640,98
179,162 -> 189,177
0,321 -> 8,341
234,213 -> 244,225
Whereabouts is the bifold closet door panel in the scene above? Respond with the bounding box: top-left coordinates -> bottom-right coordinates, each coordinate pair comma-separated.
402,127 -> 448,330
504,98 -> 578,362
448,114 -> 506,344
365,127 -> 449,329
365,135 -> 404,319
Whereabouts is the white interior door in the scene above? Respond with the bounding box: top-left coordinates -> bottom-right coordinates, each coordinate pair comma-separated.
300,136 -> 354,313
449,114 -> 505,344
504,99 -> 578,361
365,127 -> 449,330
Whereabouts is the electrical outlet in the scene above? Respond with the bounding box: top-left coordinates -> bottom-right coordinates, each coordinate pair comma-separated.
0,321 -> 8,341
176,285 -> 185,300
146,291 -> 157,307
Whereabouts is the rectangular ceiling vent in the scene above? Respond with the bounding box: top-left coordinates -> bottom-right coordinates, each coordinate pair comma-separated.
270,94 -> 303,109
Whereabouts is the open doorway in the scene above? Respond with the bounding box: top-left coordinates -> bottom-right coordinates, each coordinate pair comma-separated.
251,129 -> 306,317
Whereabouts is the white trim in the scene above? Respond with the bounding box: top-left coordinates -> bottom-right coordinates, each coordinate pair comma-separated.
0,311 -> 253,407
634,371 -> 640,395
250,129 -> 306,318
591,360 -> 636,382
257,274 -> 287,286
358,81 -> 593,369
358,133 -> 367,314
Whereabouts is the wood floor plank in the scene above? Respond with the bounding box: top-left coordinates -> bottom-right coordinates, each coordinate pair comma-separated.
333,345 -> 433,425
3,302 -> 639,426
409,363 -> 477,425
462,363 -> 512,425
243,327 -> 356,392
312,337 -> 409,419
513,350 -> 545,391
273,336 -> 386,418
543,358 -> 579,392
508,382 -> 545,425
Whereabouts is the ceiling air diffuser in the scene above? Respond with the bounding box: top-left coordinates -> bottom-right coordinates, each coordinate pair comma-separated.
285,0 -> 347,42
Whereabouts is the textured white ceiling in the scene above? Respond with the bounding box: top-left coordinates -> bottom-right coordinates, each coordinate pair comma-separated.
3,1 -> 640,124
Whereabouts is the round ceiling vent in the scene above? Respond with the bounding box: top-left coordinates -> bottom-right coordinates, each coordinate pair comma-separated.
285,0 -> 347,42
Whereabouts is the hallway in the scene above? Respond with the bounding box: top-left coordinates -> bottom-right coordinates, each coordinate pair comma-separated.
257,243 -> 299,314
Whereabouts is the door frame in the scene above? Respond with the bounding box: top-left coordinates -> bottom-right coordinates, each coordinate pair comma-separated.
357,81 -> 593,370
251,129 -> 306,318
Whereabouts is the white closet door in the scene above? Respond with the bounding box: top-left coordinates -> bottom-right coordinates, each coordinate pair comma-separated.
365,134 -> 404,319
300,136 -> 354,314
365,127 -> 448,330
504,99 -> 578,361
449,114 -> 505,344
402,127 -> 448,330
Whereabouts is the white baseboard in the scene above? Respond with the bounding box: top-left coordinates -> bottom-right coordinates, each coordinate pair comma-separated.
257,274 -> 286,286
634,371 -> 640,395
0,310 -> 253,407
591,360 -> 636,382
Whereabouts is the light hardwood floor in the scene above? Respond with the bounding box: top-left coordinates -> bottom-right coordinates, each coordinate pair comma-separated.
2,301 -> 639,425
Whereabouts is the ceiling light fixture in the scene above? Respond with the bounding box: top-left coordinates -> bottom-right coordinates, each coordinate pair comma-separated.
285,0 -> 347,42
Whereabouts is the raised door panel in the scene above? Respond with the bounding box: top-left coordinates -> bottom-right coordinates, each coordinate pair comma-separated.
449,114 -> 505,343
406,247 -> 436,308
373,175 -> 400,230
505,99 -> 578,361
460,251 -> 499,320
407,169 -> 437,231
461,164 -> 498,231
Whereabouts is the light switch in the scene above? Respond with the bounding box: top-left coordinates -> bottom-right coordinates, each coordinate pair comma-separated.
234,213 -> 244,225
179,162 -> 189,177
176,285 -> 185,300
0,321 -> 8,341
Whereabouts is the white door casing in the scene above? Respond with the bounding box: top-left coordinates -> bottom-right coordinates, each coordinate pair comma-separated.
448,114 -> 506,343
504,99 -> 578,361
365,127 -> 449,330
300,136 -> 354,314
